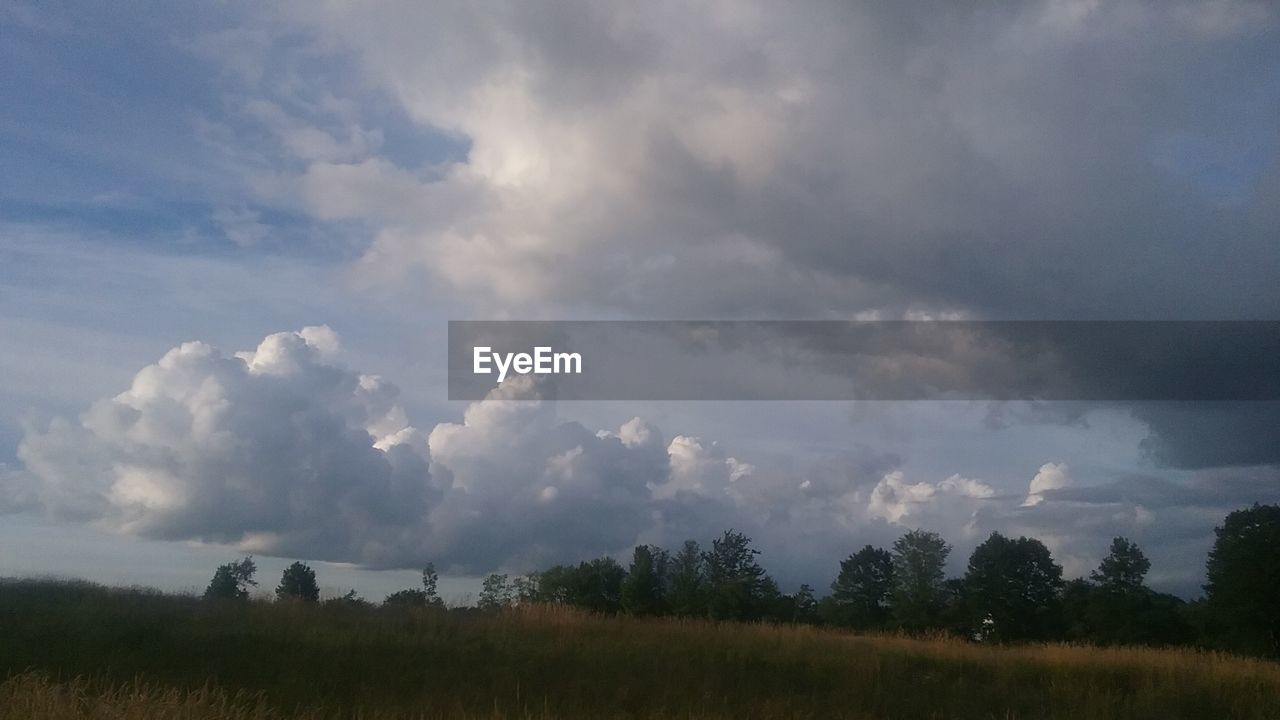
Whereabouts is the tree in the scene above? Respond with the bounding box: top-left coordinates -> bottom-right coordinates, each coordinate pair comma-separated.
621,545 -> 666,616
830,545 -> 895,629
383,564 -> 444,609
533,565 -> 576,604
963,532 -> 1063,642
770,584 -> 815,625
703,530 -> 777,621
937,577 -> 969,635
422,563 -> 443,606
1092,537 -> 1151,594
276,561 -> 319,602
1206,504 -> 1280,656
788,584 -> 820,625
478,573 -> 513,611
523,558 -> 625,612
572,557 -> 628,614
382,588 -> 428,608
651,546 -> 672,595
325,589 -> 372,610
667,540 -> 706,617
512,573 -> 541,604
1061,578 -> 1095,640
1061,540 -> 1191,648
890,530 -> 951,632
203,556 -> 257,601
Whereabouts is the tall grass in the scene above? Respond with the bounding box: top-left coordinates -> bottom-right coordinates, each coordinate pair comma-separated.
2,579 -> 1278,719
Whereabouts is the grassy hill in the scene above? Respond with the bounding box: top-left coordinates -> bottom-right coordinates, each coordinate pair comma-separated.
1,579 -> 1278,719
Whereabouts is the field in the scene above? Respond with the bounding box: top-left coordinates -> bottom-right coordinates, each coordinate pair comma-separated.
2,580 -> 1278,719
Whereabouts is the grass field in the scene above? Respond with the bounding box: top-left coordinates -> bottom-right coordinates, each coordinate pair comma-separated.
2,579 -> 1278,719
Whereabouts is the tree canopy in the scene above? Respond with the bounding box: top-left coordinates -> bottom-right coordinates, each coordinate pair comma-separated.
478,573 -> 513,611
203,556 -> 257,601
1092,537 -> 1151,594
890,530 -> 951,631
667,540 -> 706,617
276,561 -> 319,602
963,532 -> 1063,642
1206,504 -> 1280,656
703,530 -> 777,621
193,504 -> 1280,659
621,545 -> 667,616
830,545 -> 894,629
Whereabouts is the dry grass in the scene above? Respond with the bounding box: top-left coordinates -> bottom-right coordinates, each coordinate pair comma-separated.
0,673 -> 283,720
0,672 -> 847,720
3,580 -> 1279,719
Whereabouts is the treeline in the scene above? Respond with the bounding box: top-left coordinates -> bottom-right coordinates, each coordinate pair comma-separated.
204,503 -> 1280,657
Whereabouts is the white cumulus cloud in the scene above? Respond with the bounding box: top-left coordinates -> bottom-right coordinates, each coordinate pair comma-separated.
867,471 -> 995,525
17,327 -> 434,566
1024,462 -> 1072,506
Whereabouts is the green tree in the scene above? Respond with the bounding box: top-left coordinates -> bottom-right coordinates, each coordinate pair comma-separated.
1206,504 -> 1280,656
276,561 -> 319,602
1061,578 -> 1095,640
526,558 -> 625,612
533,565 -> 576,604
572,557 -> 627,614
621,545 -> 666,616
667,540 -> 706,617
788,583 -> 820,624
1092,537 -> 1151,594
830,545 -> 895,629
478,573 -> 513,611
963,532 -> 1063,642
1061,540 -> 1192,648
890,529 -> 951,632
382,588 -> 428,607
703,530 -> 776,621
938,577 -> 969,635
325,589 -> 372,610
203,556 -> 257,601
512,573 -> 541,604
382,564 -> 443,609
422,562 -> 443,607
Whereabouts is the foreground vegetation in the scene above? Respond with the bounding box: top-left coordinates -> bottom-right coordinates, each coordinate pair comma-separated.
3,579 -> 1279,719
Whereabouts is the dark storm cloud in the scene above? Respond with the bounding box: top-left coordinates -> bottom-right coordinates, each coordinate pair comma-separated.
1133,402 -> 1280,469
242,1 -> 1278,321
449,319 -> 1280,400
148,0 -> 1279,482
263,1 -> 1280,466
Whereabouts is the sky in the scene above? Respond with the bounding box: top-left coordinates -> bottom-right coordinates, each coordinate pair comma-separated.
1,1 -> 1278,601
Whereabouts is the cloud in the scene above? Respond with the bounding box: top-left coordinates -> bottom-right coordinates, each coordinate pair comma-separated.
17,327 -> 435,566
13,328 -> 778,574
10,327 -> 1277,593
1024,462 -> 1071,506
867,470 -> 995,525
0,464 -> 39,515
6,327 -> 988,580
209,0 -> 1280,322
655,435 -> 754,501
1134,402 -> 1280,469
198,0 -> 1280,472
421,377 -> 671,572
213,207 -> 271,248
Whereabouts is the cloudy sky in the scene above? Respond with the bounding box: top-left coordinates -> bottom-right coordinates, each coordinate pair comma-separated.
2,1 -> 1277,600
